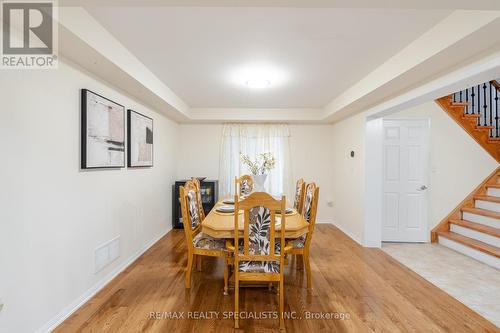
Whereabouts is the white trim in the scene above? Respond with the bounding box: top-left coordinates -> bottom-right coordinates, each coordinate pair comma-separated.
37,228 -> 170,333
450,224 -> 500,247
438,236 -> 500,270
364,117 -> 383,248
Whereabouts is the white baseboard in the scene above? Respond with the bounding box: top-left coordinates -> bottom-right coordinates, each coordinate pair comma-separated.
37,228 -> 171,333
326,220 -> 364,246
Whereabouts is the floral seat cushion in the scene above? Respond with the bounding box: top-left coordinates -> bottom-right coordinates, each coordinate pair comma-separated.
238,239 -> 281,254
238,260 -> 280,273
187,190 -> 201,229
192,232 -> 225,250
292,235 -> 306,249
241,179 -> 253,195
293,181 -> 302,210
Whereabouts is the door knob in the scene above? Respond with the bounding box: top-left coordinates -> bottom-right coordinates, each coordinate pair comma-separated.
417,185 -> 428,191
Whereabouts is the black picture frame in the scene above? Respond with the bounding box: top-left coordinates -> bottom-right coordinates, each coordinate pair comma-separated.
81,89 -> 126,169
127,109 -> 154,168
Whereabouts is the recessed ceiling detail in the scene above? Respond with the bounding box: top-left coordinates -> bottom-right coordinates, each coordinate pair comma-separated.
85,7 -> 451,108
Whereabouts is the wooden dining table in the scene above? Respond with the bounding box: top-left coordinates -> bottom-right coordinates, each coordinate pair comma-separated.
201,198 -> 309,239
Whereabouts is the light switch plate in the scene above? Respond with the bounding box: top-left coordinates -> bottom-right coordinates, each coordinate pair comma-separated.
0,298 -> 4,312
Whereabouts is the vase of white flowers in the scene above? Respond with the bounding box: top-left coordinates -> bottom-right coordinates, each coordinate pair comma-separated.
240,152 -> 276,192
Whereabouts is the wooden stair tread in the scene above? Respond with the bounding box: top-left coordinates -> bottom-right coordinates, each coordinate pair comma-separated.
487,184 -> 500,189
437,231 -> 500,258
462,115 -> 480,120
474,195 -> 500,203
461,206 -> 500,219
476,125 -> 495,130
449,219 -> 500,237
451,102 -> 469,107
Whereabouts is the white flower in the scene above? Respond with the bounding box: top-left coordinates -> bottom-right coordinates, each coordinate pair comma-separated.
240,152 -> 276,175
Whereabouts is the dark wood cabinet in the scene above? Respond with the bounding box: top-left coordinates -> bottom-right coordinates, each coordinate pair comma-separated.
172,180 -> 218,229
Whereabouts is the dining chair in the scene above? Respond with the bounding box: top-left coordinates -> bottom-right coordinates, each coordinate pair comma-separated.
179,180 -> 229,294
235,175 -> 253,197
285,182 -> 319,290
293,178 -> 306,214
190,177 -> 206,221
232,192 -> 289,330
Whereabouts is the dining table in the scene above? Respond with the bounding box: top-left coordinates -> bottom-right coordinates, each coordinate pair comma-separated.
201,197 -> 309,239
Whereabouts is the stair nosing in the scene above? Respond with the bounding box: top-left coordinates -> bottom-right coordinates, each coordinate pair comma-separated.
461,207 -> 500,219
474,195 -> 500,204
437,231 -> 500,258
449,219 -> 500,238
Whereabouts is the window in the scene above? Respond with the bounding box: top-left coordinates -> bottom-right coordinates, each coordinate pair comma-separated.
219,124 -> 293,198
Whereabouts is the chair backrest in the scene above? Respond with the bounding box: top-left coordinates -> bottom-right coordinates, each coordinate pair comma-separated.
302,183 -> 320,245
293,178 -> 306,214
179,180 -> 202,246
235,175 -> 254,197
190,177 -> 206,221
234,192 -> 286,273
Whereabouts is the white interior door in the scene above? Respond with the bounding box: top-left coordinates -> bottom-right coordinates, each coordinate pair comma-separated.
382,119 -> 430,242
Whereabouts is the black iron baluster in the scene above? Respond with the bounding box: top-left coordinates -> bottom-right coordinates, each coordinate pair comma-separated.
490,82 -> 493,137
471,86 -> 476,115
465,88 -> 469,114
478,84 -> 481,126
483,83 -> 488,127
496,86 -> 499,138
460,90 -> 463,103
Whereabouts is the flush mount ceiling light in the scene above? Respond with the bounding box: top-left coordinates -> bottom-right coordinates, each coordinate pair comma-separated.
229,63 -> 288,90
245,79 -> 271,89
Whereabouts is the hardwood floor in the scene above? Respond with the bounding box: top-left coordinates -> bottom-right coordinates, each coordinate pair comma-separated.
55,225 -> 498,332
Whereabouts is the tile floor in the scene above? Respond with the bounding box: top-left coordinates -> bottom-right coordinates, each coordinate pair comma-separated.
382,242 -> 500,328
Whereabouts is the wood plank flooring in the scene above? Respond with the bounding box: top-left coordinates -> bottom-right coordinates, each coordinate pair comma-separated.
55,225 -> 498,332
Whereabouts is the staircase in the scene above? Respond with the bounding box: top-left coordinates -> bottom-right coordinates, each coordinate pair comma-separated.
433,79 -> 500,269
435,80 -> 500,162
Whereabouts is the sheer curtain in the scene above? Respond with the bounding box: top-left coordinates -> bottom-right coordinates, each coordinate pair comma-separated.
219,123 -> 293,199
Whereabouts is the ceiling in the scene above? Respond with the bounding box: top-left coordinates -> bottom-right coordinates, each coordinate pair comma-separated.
84,7 -> 451,108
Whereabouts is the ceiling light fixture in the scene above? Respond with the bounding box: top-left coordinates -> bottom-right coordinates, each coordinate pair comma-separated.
228,63 -> 288,90
245,79 -> 271,89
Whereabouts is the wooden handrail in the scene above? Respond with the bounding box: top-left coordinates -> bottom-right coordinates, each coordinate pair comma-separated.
491,80 -> 500,91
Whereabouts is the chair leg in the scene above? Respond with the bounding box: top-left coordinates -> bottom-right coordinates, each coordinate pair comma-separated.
185,252 -> 194,289
197,255 -> 202,271
279,278 -> 285,330
304,251 -> 312,290
235,278 -> 239,328
223,257 -> 229,296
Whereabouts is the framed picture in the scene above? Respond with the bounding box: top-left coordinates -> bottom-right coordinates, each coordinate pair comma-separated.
81,89 -> 125,169
127,109 -> 153,167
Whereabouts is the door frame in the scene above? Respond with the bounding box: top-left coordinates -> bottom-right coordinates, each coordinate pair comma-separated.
364,117 -> 431,247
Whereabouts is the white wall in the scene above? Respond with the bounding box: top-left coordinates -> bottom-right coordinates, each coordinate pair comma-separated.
387,101 -> 497,230
328,99 -> 498,246
330,113 -> 366,243
0,60 -> 178,332
176,124 -> 335,222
